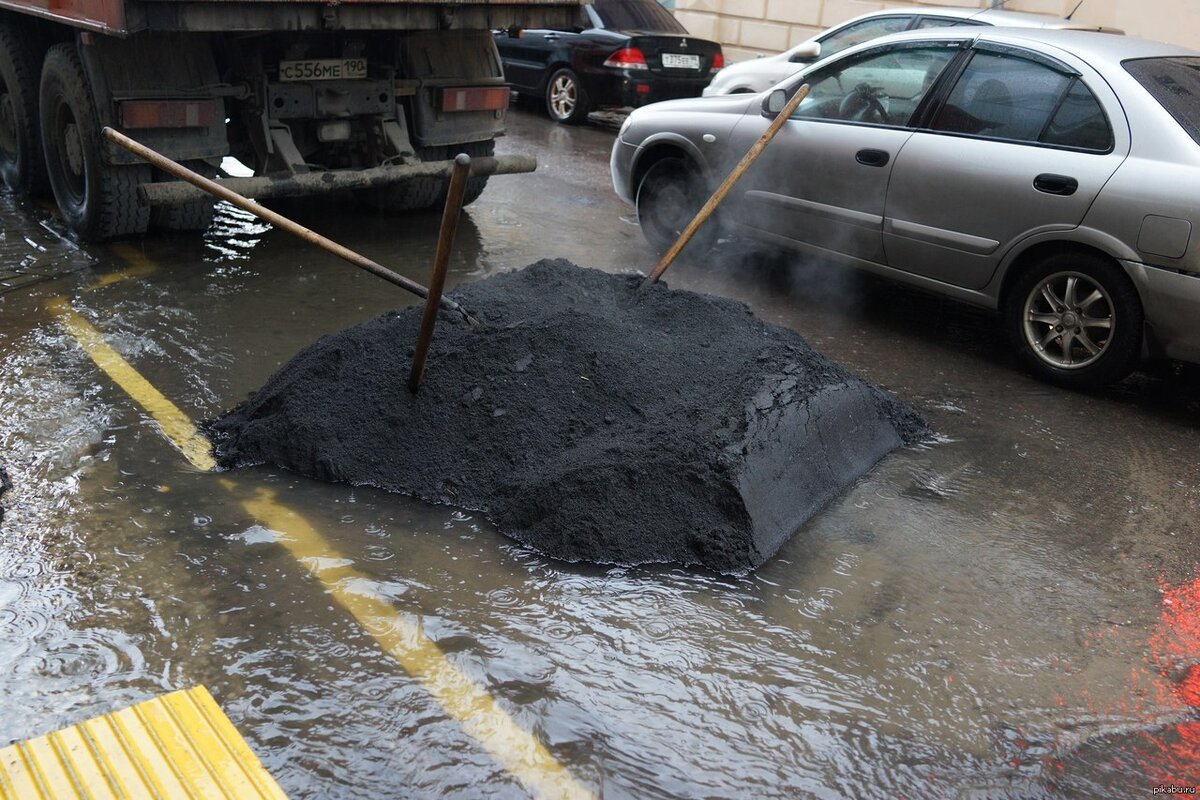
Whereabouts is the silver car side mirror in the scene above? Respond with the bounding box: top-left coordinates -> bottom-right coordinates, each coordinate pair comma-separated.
764,89 -> 788,117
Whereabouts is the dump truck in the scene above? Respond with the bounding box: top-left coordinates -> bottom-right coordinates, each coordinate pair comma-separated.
0,0 -> 581,240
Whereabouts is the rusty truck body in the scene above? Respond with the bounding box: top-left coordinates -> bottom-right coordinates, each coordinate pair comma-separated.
0,0 -> 580,238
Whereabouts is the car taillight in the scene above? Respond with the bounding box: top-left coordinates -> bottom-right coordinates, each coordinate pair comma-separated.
711,52 -> 725,72
604,48 -> 649,71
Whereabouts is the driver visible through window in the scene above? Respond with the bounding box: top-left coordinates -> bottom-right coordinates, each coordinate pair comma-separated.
792,46 -> 958,126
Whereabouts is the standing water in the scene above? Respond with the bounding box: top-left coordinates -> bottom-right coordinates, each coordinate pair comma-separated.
2,111 -> 1199,797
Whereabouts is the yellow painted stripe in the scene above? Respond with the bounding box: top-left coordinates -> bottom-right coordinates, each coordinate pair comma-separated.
0,689 -> 287,800
234,483 -> 593,800
86,243 -> 159,291
45,297 -> 216,471
50,296 -> 594,799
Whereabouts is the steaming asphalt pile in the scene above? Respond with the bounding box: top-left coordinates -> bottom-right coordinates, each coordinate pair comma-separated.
206,260 -> 925,573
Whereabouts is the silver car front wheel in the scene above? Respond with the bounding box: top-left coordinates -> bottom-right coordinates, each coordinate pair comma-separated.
1006,253 -> 1143,389
636,156 -> 717,255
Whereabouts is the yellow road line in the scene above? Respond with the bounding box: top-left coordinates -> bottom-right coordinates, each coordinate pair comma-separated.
231,481 -> 591,800
46,298 -> 215,471
85,244 -> 159,291
48,295 -> 593,800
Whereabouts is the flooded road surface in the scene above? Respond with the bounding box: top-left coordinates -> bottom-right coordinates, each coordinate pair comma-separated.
2,106 -> 1199,797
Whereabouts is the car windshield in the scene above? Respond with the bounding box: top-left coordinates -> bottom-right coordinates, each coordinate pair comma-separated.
1124,57 -> 1200,145
594,0 -> 687,34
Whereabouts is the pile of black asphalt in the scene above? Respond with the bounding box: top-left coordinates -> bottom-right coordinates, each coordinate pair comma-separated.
206,260 -> 926,574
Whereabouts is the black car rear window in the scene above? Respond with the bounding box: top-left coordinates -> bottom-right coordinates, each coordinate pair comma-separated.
1124,57 -> 1200,145
594,0 -> 687,34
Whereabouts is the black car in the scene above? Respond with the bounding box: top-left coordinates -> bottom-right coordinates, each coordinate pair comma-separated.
494,0 -> 723,124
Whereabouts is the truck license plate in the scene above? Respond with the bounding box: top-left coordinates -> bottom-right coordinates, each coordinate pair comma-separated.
661,53 -> 701,70
279,59 -> 368,81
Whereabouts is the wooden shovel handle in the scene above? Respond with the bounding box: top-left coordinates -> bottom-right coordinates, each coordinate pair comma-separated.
642,83 -> 811,287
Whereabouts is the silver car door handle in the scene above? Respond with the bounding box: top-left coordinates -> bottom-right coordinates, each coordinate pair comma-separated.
856,149 -> 890,168
1034,174 -> 1078,196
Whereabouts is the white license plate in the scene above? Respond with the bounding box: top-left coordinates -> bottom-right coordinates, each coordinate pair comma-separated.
279,58 -> 368,82
661,53 -> 701,70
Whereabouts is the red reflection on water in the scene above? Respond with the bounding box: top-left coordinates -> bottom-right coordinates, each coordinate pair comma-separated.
1136,575 -> 1200,787
1150,576 -> 1200,711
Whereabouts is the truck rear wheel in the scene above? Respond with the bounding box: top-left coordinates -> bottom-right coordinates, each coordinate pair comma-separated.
40,43 -> 149,240
0,23 -> 45,194
150,161 -> 217,232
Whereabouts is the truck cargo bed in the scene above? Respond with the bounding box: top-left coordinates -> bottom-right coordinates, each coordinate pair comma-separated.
0,0 -> 581,34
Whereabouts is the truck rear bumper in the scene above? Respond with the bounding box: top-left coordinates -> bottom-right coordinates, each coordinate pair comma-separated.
138,154 -> 537,206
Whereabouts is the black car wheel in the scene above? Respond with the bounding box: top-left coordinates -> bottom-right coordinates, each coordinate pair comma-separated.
1005,252 -> 1143,389
635,156 -> 714,255
41,43 -> 149,240
0,24 -> 45,194
545,67 -> 589,125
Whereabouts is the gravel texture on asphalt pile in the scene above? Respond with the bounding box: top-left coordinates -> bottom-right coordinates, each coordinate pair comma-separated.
206,260 -> 926,573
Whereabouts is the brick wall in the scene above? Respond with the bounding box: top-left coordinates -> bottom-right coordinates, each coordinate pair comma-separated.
673,0 -> 1200,63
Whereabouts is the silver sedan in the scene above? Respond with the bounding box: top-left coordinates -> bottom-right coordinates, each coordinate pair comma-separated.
612,28 -> 1200,389
702,5 -> 1118,97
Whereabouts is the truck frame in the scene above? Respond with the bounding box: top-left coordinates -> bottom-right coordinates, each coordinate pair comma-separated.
0,0 -> 581,239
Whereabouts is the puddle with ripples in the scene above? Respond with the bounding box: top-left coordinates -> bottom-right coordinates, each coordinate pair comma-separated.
1,113 -> 1198,796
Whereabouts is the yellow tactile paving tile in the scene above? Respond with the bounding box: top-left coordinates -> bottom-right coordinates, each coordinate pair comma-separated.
0,687 -> 287,800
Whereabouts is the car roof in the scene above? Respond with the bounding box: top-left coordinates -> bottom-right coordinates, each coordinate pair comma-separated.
867,27 -> 1196,67
832,5 -> 1117,31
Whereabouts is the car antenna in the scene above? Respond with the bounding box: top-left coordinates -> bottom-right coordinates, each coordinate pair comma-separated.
1066,0 -> 1085,19
970,0 -> 1005,18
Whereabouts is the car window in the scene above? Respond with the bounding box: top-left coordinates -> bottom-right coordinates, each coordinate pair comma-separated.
1040,79 -> 1113,151
592,0 -> 687,34
913,16 -> 988,29
817,16 -> 914,60
792,45 -> 958,127
931,51 -> 1074,143
1124,57 -> 1200,146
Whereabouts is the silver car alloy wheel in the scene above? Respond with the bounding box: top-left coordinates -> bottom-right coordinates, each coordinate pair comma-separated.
549,74 -> 577,120
1022,270 -> 1115,370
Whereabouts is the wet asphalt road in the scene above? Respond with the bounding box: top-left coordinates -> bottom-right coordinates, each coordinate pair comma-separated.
1,105 -> 1199,797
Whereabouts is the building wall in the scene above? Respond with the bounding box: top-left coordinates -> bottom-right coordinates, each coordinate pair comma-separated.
673,0 -> 1200,63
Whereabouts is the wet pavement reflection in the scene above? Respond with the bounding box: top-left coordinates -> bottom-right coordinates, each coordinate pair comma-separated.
1,105 -> 1198,797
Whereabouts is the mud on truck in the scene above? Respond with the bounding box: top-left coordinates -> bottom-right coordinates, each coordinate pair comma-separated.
0,0 -> 582,240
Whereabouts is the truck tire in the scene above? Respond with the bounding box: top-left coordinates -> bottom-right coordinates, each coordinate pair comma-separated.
358,139 -> 494,213
150,161 -> 216,232
40,43 -> 149,240
0,23 -> 46,194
